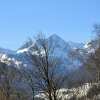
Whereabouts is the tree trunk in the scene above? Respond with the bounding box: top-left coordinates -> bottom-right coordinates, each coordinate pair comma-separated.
48,86 -> 52,100
53,91 -> 57,100
48,92 -> 52,100
32,87 -> 35,100
6,92 -> 10,100
98,71 -> 100,83
96,71 -> 100,83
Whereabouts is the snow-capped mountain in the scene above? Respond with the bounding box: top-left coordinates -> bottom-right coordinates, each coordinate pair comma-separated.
17,34 -> 84,57
0,34 -> 85,71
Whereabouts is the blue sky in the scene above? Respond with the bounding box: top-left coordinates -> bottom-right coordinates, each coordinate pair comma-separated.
0,0 -> 100,50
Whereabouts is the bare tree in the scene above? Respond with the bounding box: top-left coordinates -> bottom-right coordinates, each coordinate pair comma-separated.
85,24 -> 100,83
28,34 -> 66,100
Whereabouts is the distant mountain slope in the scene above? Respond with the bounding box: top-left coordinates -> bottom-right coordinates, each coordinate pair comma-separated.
0,34 -> 85,71
0,47 -> 16,54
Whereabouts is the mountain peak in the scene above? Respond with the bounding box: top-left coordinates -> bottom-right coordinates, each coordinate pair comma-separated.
18,39 -> 33,50
48,34 -> 67,45
49,34 -> 62,40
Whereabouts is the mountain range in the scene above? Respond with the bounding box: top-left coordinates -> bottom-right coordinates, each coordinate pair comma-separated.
0,34 -> 85,69
0,34 -> 94,88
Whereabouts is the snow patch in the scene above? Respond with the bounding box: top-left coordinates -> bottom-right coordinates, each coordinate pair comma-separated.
17,48 -> 29,54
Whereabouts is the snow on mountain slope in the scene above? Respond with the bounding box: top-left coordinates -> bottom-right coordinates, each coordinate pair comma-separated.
0,34 -> 85,71
17,48 -> 29,54
17,34 -> 84,55
83,41 -> 95,54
